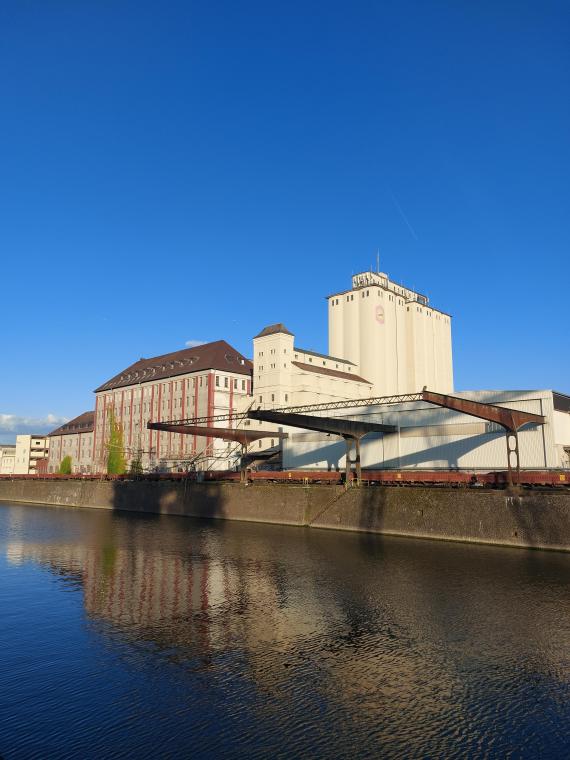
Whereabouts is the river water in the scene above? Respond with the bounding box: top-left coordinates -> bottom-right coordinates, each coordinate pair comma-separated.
1,502 -> 570,758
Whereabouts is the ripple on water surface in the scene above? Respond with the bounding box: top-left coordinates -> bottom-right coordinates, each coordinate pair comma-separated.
1,503 -> 570,758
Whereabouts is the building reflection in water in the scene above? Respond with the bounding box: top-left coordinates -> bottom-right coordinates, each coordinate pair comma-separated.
5,505 -> 570,756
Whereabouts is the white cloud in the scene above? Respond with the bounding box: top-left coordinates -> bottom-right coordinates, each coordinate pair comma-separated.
185,339 -> 206,348
0,413 -> 69,437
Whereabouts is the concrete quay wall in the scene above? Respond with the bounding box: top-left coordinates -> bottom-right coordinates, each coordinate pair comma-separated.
1,479 -> 570,552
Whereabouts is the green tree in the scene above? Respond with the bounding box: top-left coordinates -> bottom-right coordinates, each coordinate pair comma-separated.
58,455 -> 72,474
129,448 -> 144,476
106,408 -> 126,475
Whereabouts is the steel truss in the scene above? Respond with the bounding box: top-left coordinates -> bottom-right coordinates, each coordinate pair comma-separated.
156,392 -> 423,428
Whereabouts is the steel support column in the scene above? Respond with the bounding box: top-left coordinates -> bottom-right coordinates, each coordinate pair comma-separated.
422,391 -> 546,488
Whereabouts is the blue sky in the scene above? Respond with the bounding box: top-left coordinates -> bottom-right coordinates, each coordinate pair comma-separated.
1,0 -> 569,441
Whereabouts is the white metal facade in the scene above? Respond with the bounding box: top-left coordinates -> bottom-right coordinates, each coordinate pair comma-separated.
283,390 -> 570,472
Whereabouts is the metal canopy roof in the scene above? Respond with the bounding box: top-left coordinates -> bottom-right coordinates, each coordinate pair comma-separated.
247,410 -> 396,438
422,391 -> 546,432
147,422 -> 286,446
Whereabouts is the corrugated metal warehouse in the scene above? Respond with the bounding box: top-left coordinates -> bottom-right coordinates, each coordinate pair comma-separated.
283,390 -> 570,472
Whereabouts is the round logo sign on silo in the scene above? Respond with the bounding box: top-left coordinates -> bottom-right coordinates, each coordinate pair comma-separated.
375,305 -> 385,324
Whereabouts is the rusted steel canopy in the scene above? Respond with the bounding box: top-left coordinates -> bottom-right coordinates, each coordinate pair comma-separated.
422,391 -> 546,432
147,422 -> 286,445
247,410 -> 396,437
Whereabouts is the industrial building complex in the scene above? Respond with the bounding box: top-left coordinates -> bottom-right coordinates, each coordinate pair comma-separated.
8,268 -> 564,481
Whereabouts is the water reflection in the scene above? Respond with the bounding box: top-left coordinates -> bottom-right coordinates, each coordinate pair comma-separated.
2,503 -> 570,758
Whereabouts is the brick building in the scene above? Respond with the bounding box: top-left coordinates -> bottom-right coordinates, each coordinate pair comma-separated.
92,340 -> 253,473
47,411 -> 95,473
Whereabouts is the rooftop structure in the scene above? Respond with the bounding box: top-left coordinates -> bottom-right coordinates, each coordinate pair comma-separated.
48,411 -> 94,437
95,340 -> 252,393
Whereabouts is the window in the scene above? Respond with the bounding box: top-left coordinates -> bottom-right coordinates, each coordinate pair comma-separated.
259,395 -> 262,402
234,379 -> 237,389
215,376 -> 220,387
285,394 -> 288,402
241,380 -> 245,390
271,394 -> 275,402
224,377 -> 229,388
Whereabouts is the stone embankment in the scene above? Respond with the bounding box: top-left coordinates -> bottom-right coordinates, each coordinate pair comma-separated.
1,479 -> 570,552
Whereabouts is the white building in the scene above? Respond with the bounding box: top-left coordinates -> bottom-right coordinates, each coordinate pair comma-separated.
0,445 -> 16,475
328,271 -> 453,396
253,323 -> 372,408
47,412 -> 95,474
283,390 -> 570,472
13,435 -> 50,475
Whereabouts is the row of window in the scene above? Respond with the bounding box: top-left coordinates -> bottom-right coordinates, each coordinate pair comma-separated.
98,381 -> 248,417
258,394 -> 288,403
258,356 -> 350,371
215,376 -> 243,389
106,374 -> 249,399
258,348 -> 289,358
330,292 -> 449,322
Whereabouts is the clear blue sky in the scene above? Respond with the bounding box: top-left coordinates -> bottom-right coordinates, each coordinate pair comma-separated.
1,0 -> 569,441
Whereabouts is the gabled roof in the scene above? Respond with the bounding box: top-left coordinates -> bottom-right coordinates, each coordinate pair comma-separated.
254,323 -> 294,338
294,346 -> 356,366
48,411 -> 95,437
94,340 -> 252,393
291,361 -> 371,384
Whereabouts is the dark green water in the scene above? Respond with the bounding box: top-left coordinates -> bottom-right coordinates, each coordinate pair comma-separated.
1,502 -> 570,758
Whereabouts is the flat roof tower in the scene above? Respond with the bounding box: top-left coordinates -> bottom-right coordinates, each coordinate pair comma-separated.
327,271 -> 453,396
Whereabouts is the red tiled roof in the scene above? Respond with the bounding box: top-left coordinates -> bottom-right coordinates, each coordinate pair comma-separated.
291,361 -> 371,384
48,411 -> 95,437
94,340 -> 252,392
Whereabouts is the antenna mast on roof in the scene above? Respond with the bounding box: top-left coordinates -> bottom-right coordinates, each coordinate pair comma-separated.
376,249 -> 380,273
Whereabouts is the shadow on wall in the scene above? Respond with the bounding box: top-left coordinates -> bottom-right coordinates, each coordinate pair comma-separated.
357,486 -> 392,559
284,439 -> 345,471
376,433 -> 503,470
286,432 -> 505,471
111,477 -> 227,522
